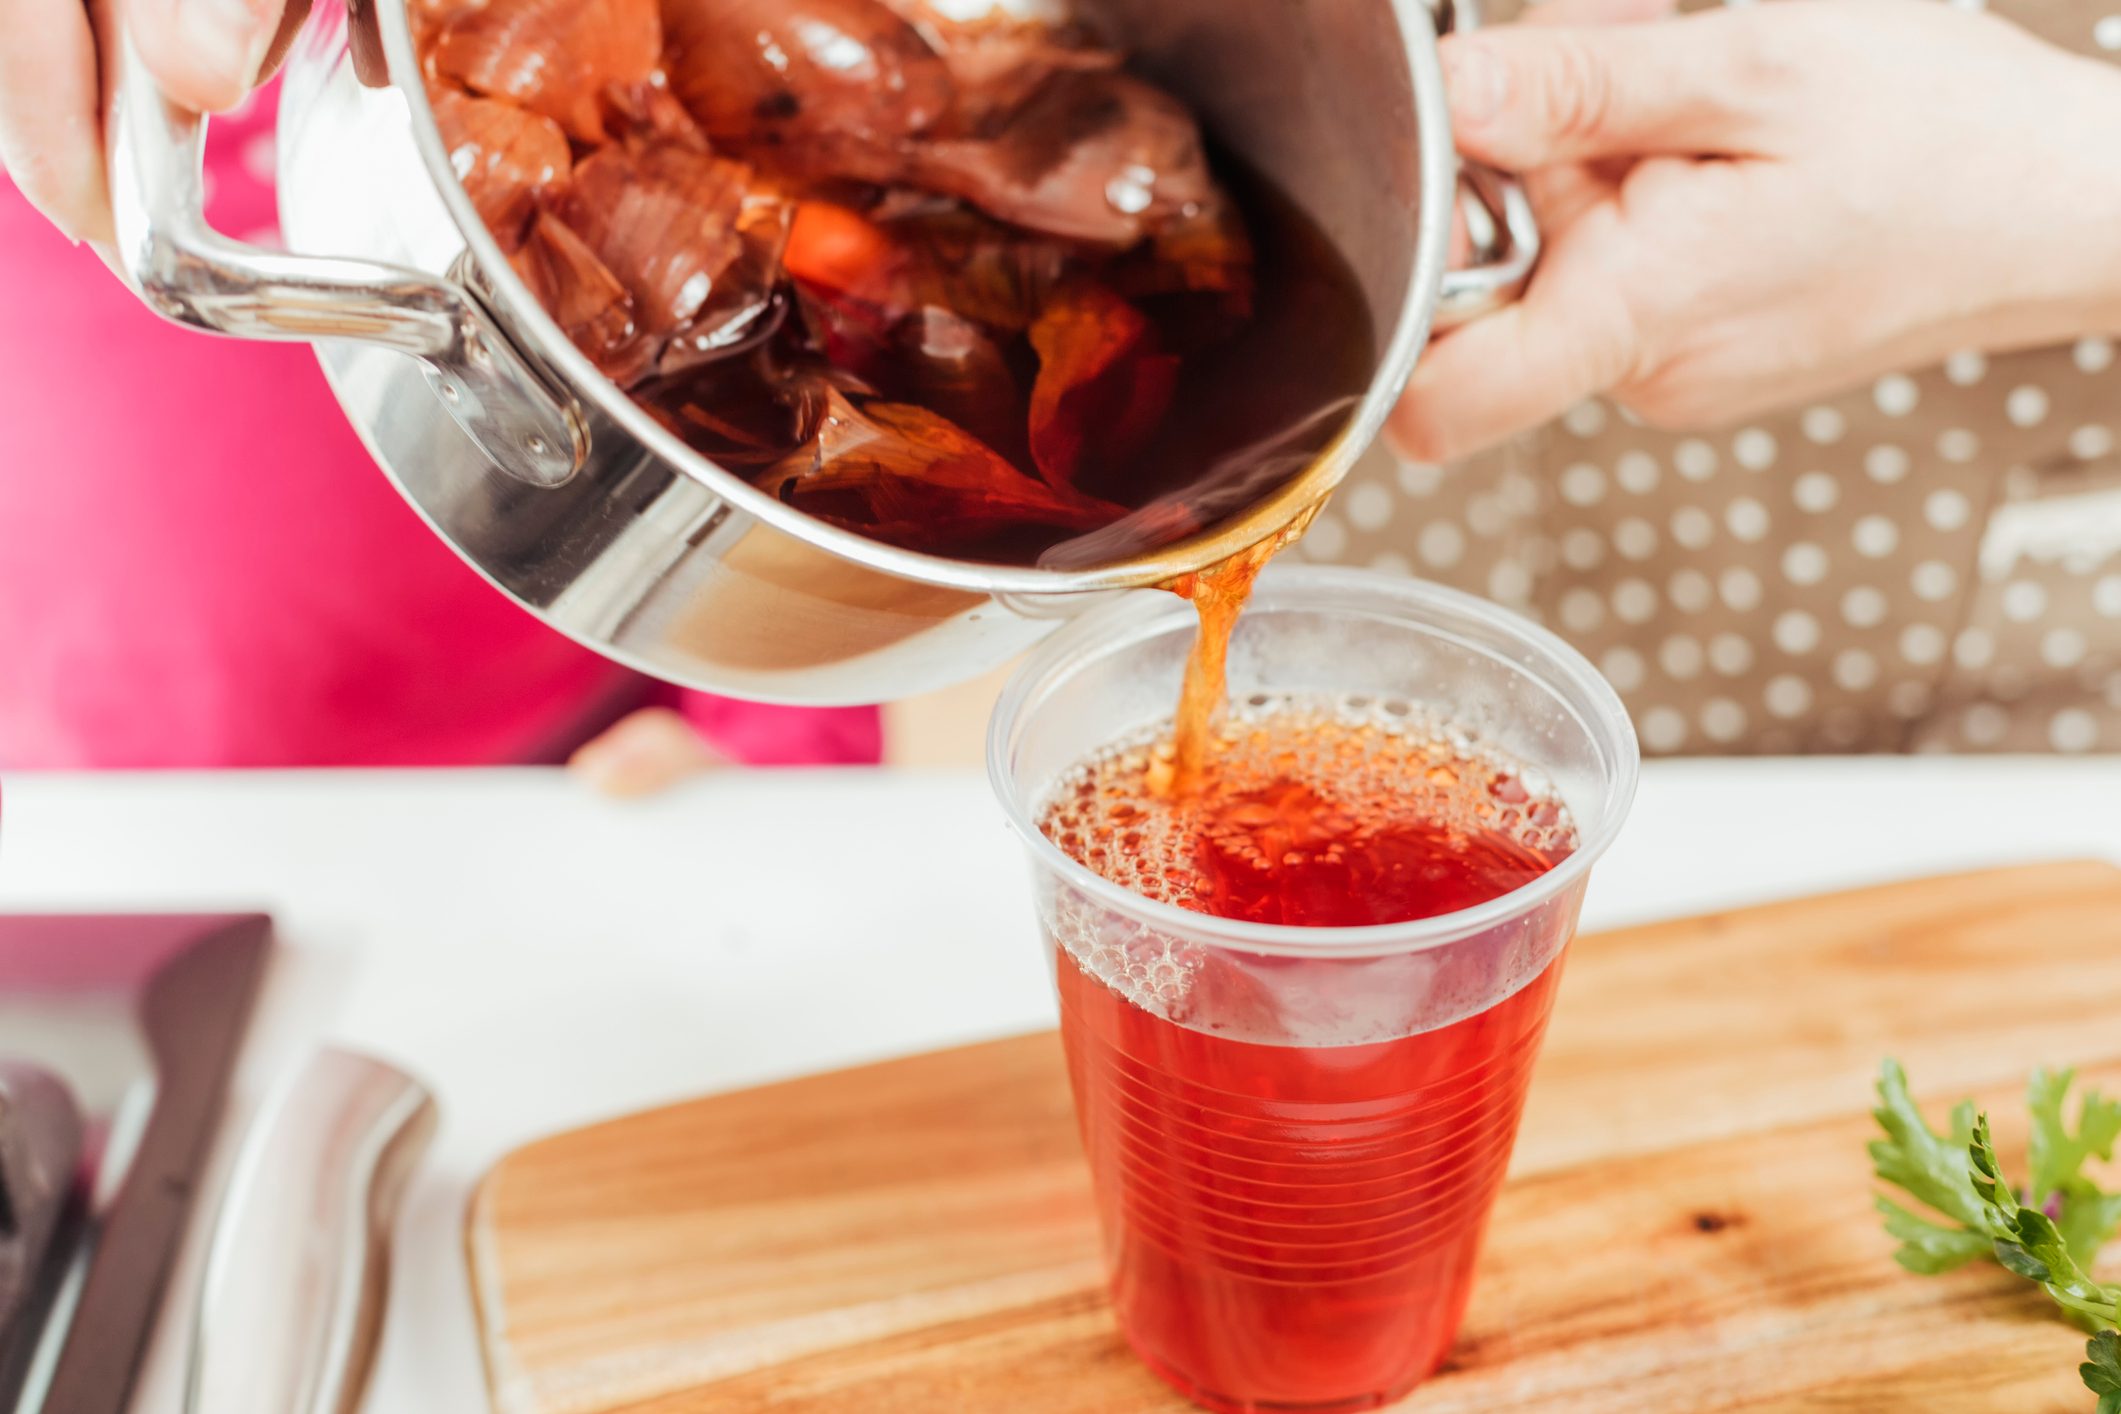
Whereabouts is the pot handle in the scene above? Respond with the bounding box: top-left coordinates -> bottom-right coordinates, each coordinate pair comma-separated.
1431,0 -> 1541,331
103,29 -> 585,487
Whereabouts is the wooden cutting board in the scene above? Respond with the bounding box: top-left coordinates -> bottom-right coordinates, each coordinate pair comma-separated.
466,861 -> 2121,1413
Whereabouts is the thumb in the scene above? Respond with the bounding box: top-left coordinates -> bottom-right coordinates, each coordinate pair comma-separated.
123,0 -> 300,113
1388,263 -> 1640,464
1441,12 -> 1768,170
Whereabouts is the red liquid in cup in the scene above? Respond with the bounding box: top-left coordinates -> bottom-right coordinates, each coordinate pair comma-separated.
1041,705 -> 1578,1411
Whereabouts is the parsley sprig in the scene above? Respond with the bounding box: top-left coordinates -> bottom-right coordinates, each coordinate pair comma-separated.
1872,1060 -> 2121,1410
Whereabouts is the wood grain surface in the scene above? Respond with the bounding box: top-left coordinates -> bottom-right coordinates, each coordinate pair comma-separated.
467,861 -> 2121,1413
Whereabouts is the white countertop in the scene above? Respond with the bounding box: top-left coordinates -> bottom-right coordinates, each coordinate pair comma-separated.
3,757 -> 2119,1412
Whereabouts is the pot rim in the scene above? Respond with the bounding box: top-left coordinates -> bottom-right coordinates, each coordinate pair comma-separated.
377,0 -> 1455,596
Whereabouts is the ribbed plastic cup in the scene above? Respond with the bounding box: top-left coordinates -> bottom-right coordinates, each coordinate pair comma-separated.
988,567 -> 1638,1413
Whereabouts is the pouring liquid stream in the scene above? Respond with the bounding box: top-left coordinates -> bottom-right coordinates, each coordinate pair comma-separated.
1147,502 -> 1321,797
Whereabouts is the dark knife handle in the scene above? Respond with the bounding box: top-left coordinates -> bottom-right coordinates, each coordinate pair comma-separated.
0,1063 -> 83,1343
184,1049 -> 437,1414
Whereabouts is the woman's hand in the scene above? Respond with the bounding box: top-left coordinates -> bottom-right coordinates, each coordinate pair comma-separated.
0,0 -> 297,245
567,707 -> 724,798
1392,0 -> 2121,462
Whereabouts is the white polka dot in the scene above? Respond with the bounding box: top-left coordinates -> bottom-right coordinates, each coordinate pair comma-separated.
1612,578 -> 1659,624
2096,14 -> 2121,49
1418,521 -> 1465,569
2043,627 -> 2088,668
1305,513 -> 1348,560
2075,337 -> 2115,373
1937,428 -> 1980,464
1764,674 -> 1813,720
1924,488 -> 1971,531
1560,462 -> 1608,507
1852,515 -> 1900,559
1801,406 -> 1846,445
1563,401 -> 1608,437
1962,702 -> 2009,746
2006,385 -> 2050,428
1874,374 -> 1920,417
1725,497 -> 1770,542
1732,428 -> 1777,471
1640,706 -> 1688,753
1613,517 -> 1659,561
1954,628 -> 1995,670
1660,634 -> 1705,680
1608,452 -> 1658,497
1899,623 -> 1946,665
2094,574 -> 2121,617
1793,471 -> 1841,514
1782,542 -> 1830,586
1720,567 -> 1763,613
1865,444 -> 1912,485
1489,560 -> 1533,605
1464,495 -> 1508,537
1601,646 -> 1646,692
1888,680 -> 1932,719
1670,506 -> 1716,550
1560,527 -> 1606,571
1674,439 -> 1719,481
2050,708 -> 2099,754
2071,425 -> 2115,461
1398,461 -> 1443,496
1700,698 -> 1748,744
1708,632 -> 1753,676
1370,551 -> 1413,576
1910,560 -> 1957,602
1841,586 -> 1888,628
1345,481 -> 1395,531
1774,610 -> 1821,654
1833,648 -> 1880,692
1944,351 -> 1987,386
1668,568 -> 1714,614
1560,588 -> 1605,632
2002,579 -> 2048,621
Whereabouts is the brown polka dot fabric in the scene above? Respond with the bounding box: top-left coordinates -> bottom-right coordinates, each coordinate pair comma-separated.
1316,0 -> 2121,757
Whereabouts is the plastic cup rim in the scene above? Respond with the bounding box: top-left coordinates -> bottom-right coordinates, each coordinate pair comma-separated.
985,565 -> 1641,959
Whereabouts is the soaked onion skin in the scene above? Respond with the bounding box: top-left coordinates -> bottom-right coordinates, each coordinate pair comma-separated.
420,0 -> 1266,563
431,0 -> 662,141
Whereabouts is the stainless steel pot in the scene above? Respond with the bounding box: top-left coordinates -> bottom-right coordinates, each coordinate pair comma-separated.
105,0 -> 1534,704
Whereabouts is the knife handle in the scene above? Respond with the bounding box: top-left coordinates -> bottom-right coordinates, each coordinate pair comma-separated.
186,1049 -> 437,1414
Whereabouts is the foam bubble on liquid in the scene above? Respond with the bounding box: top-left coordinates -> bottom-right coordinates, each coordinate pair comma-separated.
1040,692 -> 1577,909
1036,695 -> 1582,1043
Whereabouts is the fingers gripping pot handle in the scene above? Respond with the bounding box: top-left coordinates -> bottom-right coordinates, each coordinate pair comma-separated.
101,23 -> 585,487
1429,0 -> 1541,331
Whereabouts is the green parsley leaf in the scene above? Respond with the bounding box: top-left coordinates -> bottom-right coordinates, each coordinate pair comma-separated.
1870,1059 -> 1998,1238
2084,1330 -> 2121,1414
2029,1069 -> 2121,1203
1873,1061 -> 2121,1408
1970,1112 -> 2121,1329
2027,1068 -> 2121,1273
1874,1194 -> 1994,1273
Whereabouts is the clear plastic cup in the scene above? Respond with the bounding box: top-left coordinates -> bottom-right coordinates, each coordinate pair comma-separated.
987,566 -> 1638,1413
